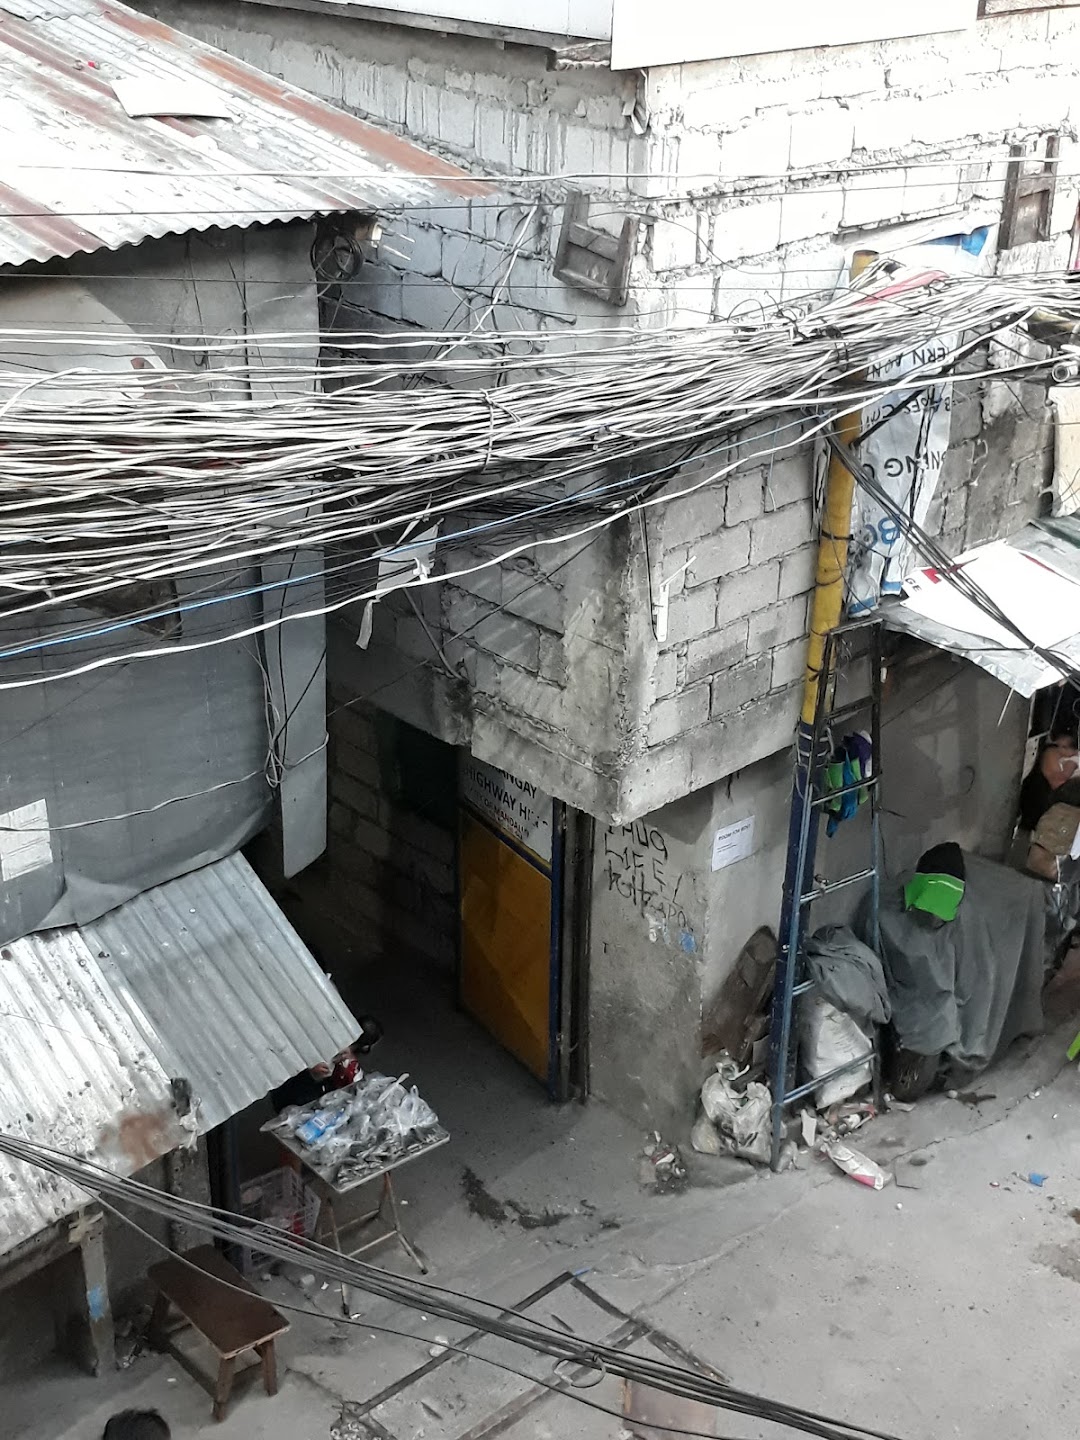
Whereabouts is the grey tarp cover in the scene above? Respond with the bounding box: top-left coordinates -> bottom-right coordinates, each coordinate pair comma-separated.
0,581 -> 272,945
806,924 -> 891,1028
0,270 -> 324,943
861,853 -> 1045,1075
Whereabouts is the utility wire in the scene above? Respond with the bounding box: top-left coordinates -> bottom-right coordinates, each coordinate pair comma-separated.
0,535 -> 598,833
0,265 -> 1071,680
0,1131 -> 909,1440
99,1202 -> 762,1440
8,149 -> 1078,184
832,431 -> 1080,689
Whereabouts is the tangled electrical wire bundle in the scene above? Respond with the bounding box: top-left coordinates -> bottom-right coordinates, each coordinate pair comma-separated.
0,265 -> 1074,658
0,1130 -> 908,1440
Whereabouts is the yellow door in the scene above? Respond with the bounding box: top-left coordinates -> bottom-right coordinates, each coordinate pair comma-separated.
459,811 -> 552,1083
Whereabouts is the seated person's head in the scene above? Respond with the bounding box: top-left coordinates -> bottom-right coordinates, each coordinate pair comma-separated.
102,1412 -> 170,1440
1041,732 -> 1080,787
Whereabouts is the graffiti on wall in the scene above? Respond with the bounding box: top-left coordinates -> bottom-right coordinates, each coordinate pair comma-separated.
601,822 -> 696,951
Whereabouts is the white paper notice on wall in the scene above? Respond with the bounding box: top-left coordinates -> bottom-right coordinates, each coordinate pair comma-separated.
0,798 -> 53,881
711,816 -> 755,872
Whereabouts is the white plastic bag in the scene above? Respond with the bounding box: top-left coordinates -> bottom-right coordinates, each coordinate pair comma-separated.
394,1085 -> 438,1136
699,1063 -> 771,1163
799,996 -> 872,1109
690,1114 -> 723,1156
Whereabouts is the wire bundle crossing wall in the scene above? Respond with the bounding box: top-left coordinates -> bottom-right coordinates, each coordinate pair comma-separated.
0,264 -> 1076,682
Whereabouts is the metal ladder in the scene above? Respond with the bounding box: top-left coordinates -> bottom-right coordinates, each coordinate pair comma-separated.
768,616 -> 884,1169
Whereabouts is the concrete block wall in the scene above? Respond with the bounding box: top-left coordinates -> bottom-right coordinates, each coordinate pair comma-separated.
322,682 -> 458,968
926,367 -> 1056,553
634,435 -> 816,807
592,650 -> 1031,1135
150,0 -> 647,337
146,0 -> 1072,829
637,10 -> 1080,327
344,521 -> 636,822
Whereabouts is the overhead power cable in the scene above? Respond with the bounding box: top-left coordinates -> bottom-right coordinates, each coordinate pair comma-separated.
5,148 -> 1075,184
0,264 -> 1073,681
0,1131 -> 909,1440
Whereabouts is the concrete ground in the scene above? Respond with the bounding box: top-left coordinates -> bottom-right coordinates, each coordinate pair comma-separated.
9,959 -> 1080,1440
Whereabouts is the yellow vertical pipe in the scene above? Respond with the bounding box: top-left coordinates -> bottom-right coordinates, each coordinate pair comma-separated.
799,249 -> 877,726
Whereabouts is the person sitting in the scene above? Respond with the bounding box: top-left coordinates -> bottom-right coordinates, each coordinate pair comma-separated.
269,1017 -> 383,1114
904,841 -> 966,922
1019,731 -> 1080,833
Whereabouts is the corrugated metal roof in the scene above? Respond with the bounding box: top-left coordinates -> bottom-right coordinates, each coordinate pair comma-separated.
0,851 -> 360,1255
884,517 -> 1080,698
86,851 -> 361,1131
0,932 -> 192,1255
0,0 -> 480,268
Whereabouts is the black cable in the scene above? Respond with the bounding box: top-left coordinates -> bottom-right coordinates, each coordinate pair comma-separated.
97,1200 -> 758,1440
0,1132 -> 906,1440
829,431 -> 1080,691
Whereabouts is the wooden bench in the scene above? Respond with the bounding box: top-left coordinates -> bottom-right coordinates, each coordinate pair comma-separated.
148,1244 -> 289,1422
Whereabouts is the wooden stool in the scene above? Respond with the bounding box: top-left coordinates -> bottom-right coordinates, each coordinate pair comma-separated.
148,1244 -> 289,1422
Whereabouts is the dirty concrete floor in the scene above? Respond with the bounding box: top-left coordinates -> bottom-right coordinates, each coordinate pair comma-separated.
10,974 -> 1080,1440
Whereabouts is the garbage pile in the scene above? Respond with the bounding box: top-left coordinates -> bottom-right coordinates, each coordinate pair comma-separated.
639,1132 -> 689,1193
269,1073 -> 442,1187
689,925 -> 894,1171
690,1058 -> 771,1165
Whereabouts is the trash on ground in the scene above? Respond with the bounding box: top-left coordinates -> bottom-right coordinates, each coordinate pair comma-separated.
694,1056 -> 771,1164
702,926 -> 776,1067
775,1139 -> 798,1172
800,1108 -> 817,1148
1027,1171 -> 1049,1187
641,1133 -> 689,1193
824,1099 -> 877,1136
690,1114 -> 722,1156
623,1376 -> 719,1440
799,995 -> 872,1108
820,1138 -> 890,1190
884,1094 -> 915,1113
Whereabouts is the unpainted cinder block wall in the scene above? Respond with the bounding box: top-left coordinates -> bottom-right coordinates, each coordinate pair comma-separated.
144,1 -> 1071,1132
149,0 -> 1071,827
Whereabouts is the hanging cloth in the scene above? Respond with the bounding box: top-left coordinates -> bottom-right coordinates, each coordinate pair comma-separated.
825,730 -> 873,837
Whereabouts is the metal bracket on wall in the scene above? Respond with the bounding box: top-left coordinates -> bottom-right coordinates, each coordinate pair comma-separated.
554,191 -> 638,307
1000,134 -> 1059,250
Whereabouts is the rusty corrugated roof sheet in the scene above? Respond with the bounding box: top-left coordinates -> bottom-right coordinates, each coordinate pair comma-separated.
0,851 -> 359,1255
0,0 -> 479,268
0,931 -> 191,1256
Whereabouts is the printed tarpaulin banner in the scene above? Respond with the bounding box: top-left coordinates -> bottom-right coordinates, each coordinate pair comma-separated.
847,226 -> 992,614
